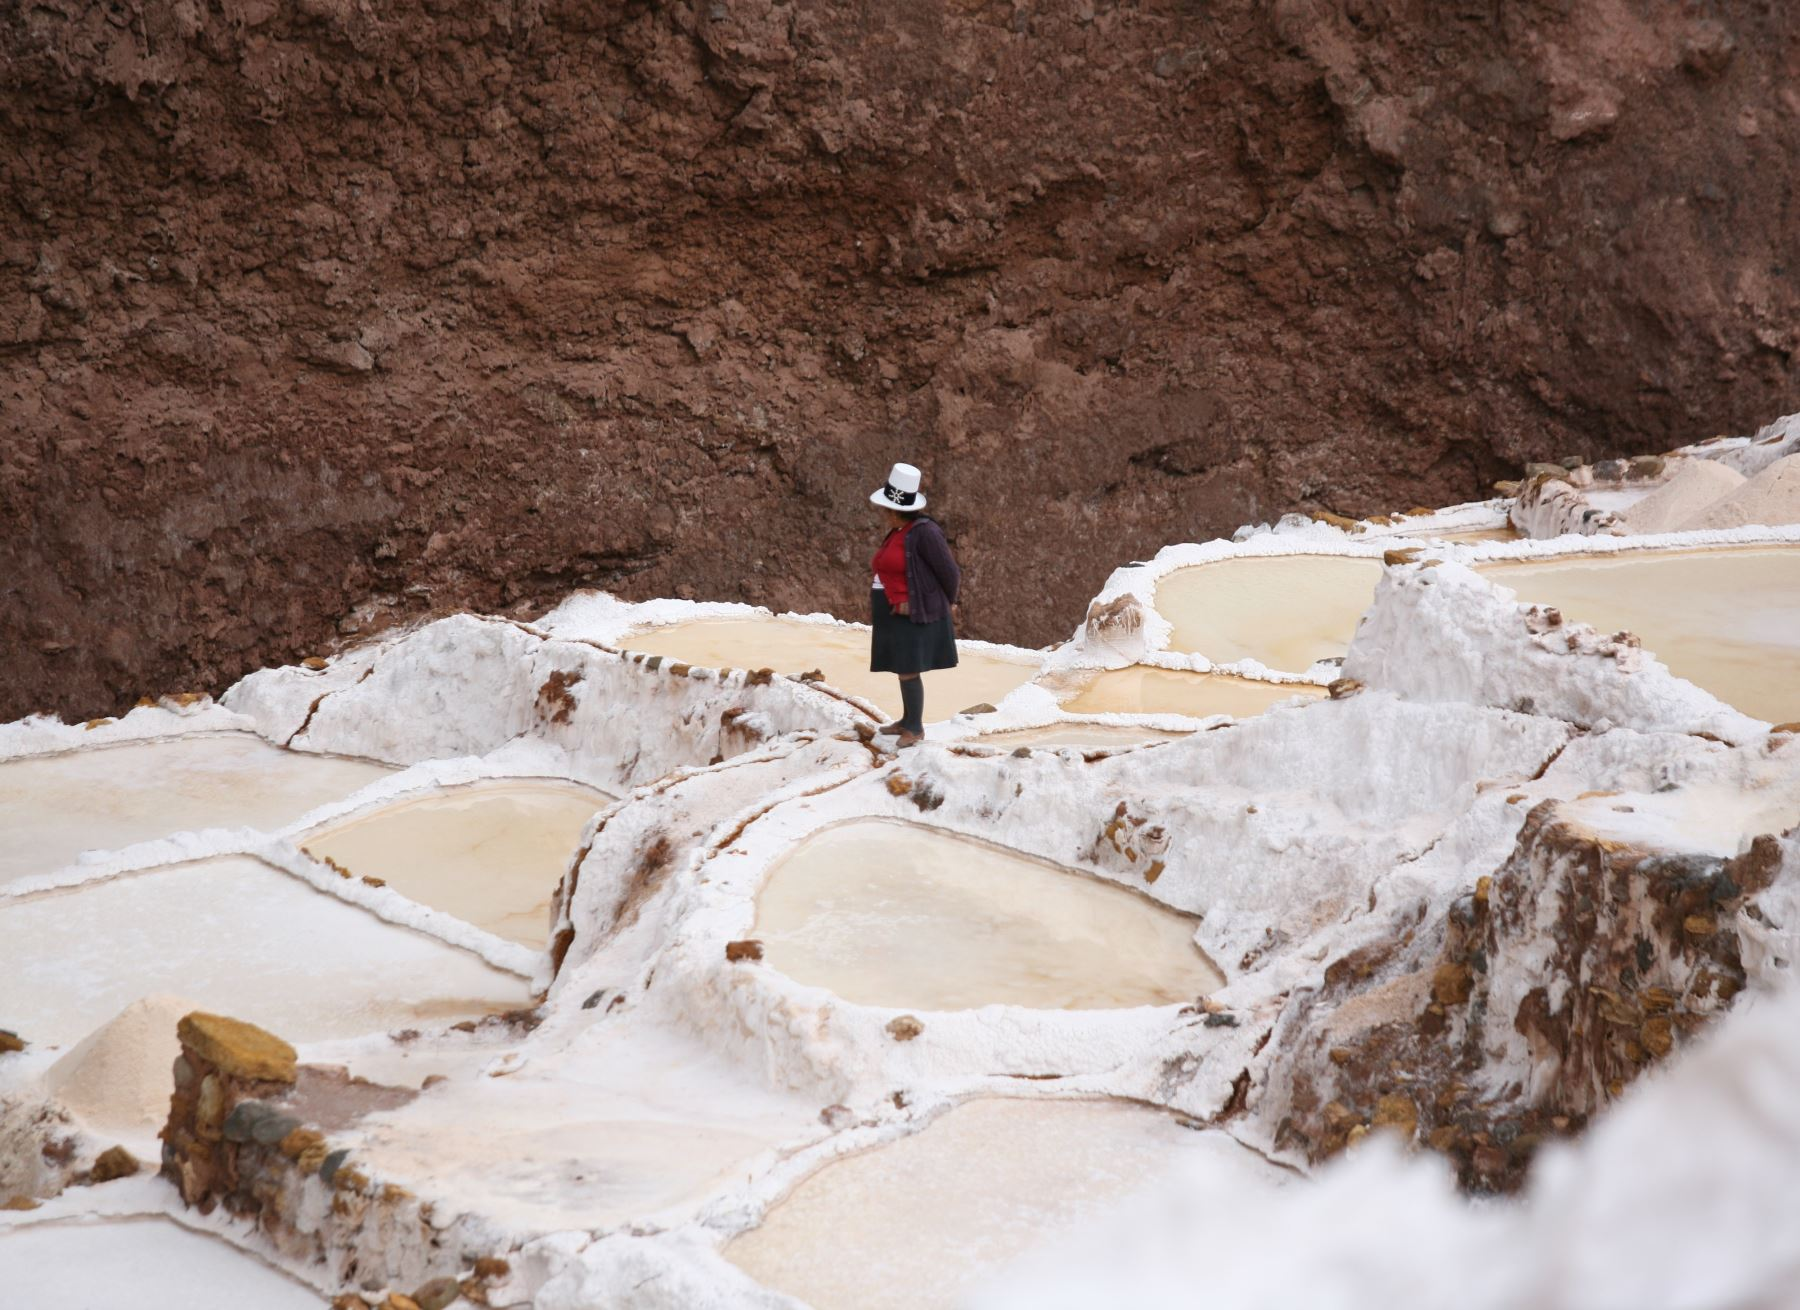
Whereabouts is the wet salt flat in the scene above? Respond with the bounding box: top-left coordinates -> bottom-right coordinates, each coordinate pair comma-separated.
1155,555 -> 1384,670
977,723 -> 1190,749
1,1218 -> 324,1310
0,733 -> 393,887
341,1024 -> 815,1235
724,1098 -> 1277,1310
303,781 -> 611,946
754,820 -> 1222,1010
618,617 -> 1038,720
0,856 -> 530,1049
1061,667 -> 1327,719
1478,547 -> 1800,723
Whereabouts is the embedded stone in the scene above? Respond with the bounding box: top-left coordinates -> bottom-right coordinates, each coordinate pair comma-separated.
0,1030 -> 23,1055
88,1145 -> 140,1182
320,1147 -> 351,1184
414,1277 -> 463,1310
886,1015 -> 924,1042
1372,1094 -> 1419,1141
195,1074 -> 225,1139
178,1012 -> 297,1084
1431,961 -> 1474,1006
279,1126 -> 327,1160
725,939 -> 764,963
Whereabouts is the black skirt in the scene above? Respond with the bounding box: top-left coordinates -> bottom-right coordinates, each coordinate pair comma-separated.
869,588 -> 958,675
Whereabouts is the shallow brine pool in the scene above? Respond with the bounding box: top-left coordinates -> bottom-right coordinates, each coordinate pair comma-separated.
1478,547 -> 1800,723
725,1097 -> 1276,1310
1060,667 -> 1326,719
302,781 -> 611,946
1,1218 -> 323,1310
0,733 -> 392,887
753,820 -> 1222,1010
976,723 -> 1190,750
1154,555 -> 1385,671
0,856 -> 530,1049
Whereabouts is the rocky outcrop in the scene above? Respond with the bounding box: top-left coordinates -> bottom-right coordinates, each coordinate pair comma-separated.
1262,803 -> 1794,1192
158,1010 -> 510,1303
6,2 -> 1800,721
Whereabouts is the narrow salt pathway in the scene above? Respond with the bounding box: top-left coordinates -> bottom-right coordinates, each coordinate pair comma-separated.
619,616 -> 1038,719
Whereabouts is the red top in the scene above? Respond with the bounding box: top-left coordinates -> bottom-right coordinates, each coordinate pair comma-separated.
872,525 -> 912,604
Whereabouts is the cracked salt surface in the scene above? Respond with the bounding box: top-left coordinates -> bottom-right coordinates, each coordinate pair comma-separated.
725,1098 -> 1281,1310
2,1217 -> 323,1309
753,820 -> 1222,1010
0,733 -> 393,886
302,780 -> 613,946
1062,666 -> 1327,717
1478,546 -> 1800,722
0,855 -> 530,1049
618,615 -> 1038,719
1155,554 -> 1385,670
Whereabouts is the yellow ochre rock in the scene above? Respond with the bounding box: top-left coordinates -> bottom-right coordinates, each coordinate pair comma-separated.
177,1012 -> 297,1084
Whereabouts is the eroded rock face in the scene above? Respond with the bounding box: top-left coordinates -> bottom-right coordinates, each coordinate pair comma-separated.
1262,805 -> 1793,1192
6,1 -> 1799,719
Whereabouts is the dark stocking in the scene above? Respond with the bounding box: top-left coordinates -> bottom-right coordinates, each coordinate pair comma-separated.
899,676 -> 925,734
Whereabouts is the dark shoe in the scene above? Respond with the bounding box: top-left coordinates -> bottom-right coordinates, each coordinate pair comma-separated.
876,721 -> 905,736
895,730 -> 924,748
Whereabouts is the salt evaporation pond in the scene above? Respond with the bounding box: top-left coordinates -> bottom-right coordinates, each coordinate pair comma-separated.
341,1024 -> 815,1235
1155,555 -> 1384,670
1479,547 -> 1800,723
725,1098 -> 1277,1310
754,820 -> 1222,1010
618,617 -> 1037,720
1061,667 -> 1326,718
0,733 -> 392,887
0,856 -> 530,1048
303,781 -> 611,946
977,723 -> 1190,749
1,1218 -> 323,1310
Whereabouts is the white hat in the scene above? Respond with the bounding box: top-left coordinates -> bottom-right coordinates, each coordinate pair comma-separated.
870,461 -> 926,511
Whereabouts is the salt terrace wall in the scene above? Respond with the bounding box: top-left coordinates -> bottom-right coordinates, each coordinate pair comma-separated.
225,612 -> 869,792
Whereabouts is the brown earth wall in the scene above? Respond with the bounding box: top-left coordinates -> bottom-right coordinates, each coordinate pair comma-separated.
5,0 -> 1798,719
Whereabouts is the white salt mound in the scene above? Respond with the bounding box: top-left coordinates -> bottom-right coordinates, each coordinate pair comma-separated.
1620,459 -> 1745,534
1694,453 -> 1800,530
45,993 -> 192,1143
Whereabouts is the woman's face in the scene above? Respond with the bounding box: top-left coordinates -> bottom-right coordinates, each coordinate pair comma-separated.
879,507 -> 906,529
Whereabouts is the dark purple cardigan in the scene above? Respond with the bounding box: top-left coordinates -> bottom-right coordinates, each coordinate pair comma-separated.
902,517 -> 961,624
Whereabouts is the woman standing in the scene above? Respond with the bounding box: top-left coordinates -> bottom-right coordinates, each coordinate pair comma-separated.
868,462 -> 962,747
